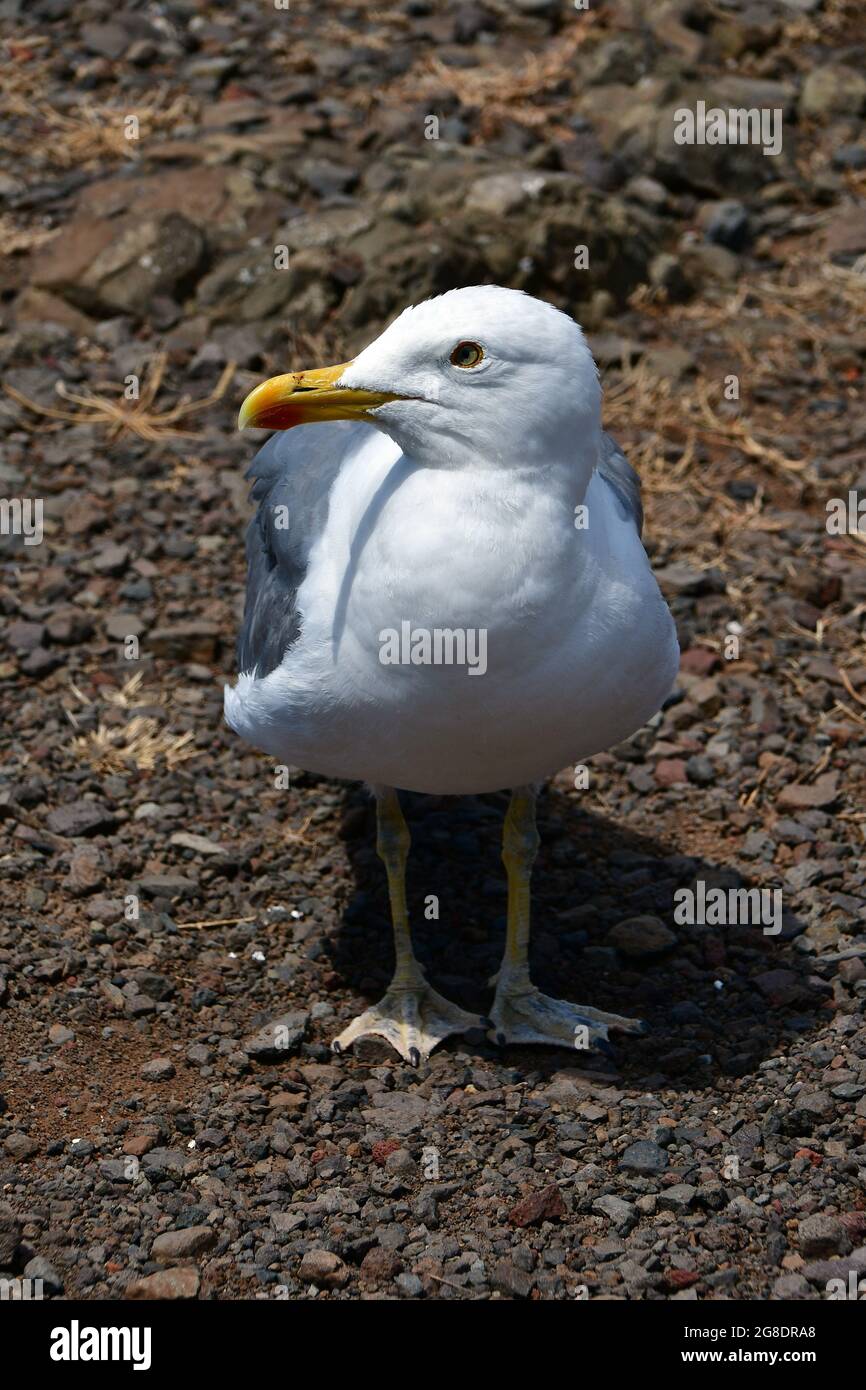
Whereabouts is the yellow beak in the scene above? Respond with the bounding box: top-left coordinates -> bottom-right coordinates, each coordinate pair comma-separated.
237,361 -> 402,431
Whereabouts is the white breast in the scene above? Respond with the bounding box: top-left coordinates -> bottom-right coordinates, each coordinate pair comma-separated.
224,444 -> 679,794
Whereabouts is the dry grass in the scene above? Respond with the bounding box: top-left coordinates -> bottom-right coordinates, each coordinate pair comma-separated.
610,253 -> 866,519
66,672 -> 201,773
633,256 -> 866,356
3,352 -> 236,442
356,17 -> 597,139
0,88 -> 199,171
0,214 -> 57,255
782,0 -> 863,45
605,364 -> 806,486
74,717 -> 199,773
598,250 -> 866,613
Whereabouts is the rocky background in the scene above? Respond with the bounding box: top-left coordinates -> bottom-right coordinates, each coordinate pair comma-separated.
0,0 -> 865,1302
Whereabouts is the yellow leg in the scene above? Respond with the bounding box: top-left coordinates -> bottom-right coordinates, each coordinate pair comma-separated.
376,787 -> 423,990
332,787 -> 484,1065
500,786 -> 540,993
488,787 -> 646,1050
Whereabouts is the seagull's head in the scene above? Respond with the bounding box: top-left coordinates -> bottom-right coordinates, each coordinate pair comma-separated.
238,285 -> 601,472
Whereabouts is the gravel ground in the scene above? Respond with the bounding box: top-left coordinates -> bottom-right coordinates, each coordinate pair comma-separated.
1,0 -> 865,1302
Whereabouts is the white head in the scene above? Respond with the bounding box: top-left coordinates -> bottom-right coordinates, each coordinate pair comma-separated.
238,285 -> 601,479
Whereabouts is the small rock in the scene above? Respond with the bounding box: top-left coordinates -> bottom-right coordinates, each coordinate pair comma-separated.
655,758 -> 689,787
0,1205 -> 22,1264
360,1247 -> 402,1283
619,1140 -> 668,1175
151,1226 -> 217,1263
20,648 -> 63,678
798,1214 -> 849,1259
838,958 -> 866,986
774,1273 -> 811,1298
244,1012 -> 309,1062
67,845 -> 104,896
656,563 -> 725,597
607,915 -> 677,957
801,65 -> 866,119
754,969 -> 807,1007
467,172 -> 548,217
141,1148 -> 188,1178
649,252 -> 692,303
686,755 -> 715,785
658,1184 -> 696,1214
126,1268 -> 201,1300
801,1247 -> 866,1285
299,1249 -> 349,1289
140,1058 -> 176,1082
361,1090 -> 429,1136
170,831 -> 226,856
4,1132 -> 39,1160
148,622 -> 220,662
825,204 -> 866,264
100,1159 -> 138,1183
5,620 -> 45,652
46,802 -> 116,837
91,542 -> 129,576
48,1023 -> 75,1046
798,1091 -> 833,1118
777,773 -> 839,811
593,1194 -> 636,1228
82,21 -> 131,60
507,1184 -> 566,1228
772,818 -> 815,846
137,873 -> 197,900
680,646 -> 720,676
23,1255 -> 63,1294
833,145 -> 866,171
700,199 -> 750,251
491,1257 -> 534,1298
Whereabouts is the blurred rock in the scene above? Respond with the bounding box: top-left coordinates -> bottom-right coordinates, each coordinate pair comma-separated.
801,65 -> 866,120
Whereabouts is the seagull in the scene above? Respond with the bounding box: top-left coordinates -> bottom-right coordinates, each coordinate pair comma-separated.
225,285 -> 679,1066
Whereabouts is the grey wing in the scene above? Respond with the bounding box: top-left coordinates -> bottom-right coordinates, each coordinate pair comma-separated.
237,419 -> 375,678
596,430 -> 643,538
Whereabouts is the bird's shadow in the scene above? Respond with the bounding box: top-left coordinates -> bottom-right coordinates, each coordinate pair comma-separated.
324,779 -> 825,1090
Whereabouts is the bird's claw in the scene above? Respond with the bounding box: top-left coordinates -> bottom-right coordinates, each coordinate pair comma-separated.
332,979 -> 485,1065
487,983 -> 645,1051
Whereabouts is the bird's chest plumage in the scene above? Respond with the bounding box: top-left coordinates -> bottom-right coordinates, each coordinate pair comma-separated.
232,449 -> 677,794
347,467 -> 576,660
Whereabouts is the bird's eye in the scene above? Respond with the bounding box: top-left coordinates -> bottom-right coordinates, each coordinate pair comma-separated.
450,341 -> 484,369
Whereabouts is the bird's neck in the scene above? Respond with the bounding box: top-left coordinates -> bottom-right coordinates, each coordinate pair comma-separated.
385,419 -> 599,507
